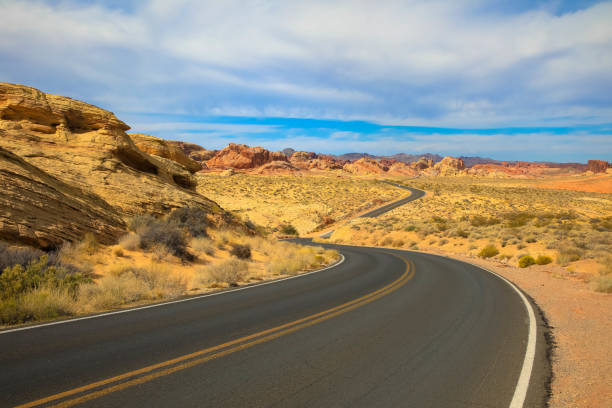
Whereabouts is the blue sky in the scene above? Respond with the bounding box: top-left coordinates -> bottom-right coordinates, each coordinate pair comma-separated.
1,0 -> 611,162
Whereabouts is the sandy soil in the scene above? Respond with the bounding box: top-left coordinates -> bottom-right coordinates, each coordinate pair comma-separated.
537,174 -> 612,194
427,249 -> 612,408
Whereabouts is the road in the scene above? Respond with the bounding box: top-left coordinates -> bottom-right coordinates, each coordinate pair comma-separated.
0,185 -> 549,407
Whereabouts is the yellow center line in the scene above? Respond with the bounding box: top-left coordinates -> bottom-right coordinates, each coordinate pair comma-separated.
16,255 -> 414,408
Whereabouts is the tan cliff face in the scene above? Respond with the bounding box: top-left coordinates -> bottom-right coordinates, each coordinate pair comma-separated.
0,83 -> 231,248
167,141 -> 217,165
129,133 -> 202,173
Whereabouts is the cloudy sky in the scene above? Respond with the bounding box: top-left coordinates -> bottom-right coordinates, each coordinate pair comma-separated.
2,0 -> 611,162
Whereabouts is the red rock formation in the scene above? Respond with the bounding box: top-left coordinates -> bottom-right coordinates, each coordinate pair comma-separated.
411,157 -> 434,170
587,160 -> 610,173
168,141 -> 217,163
289,151 -> 344,170
206,143 -> 288,170
433,156 -> 465,175
254,161 -> 299,174
343,158 -> 389,175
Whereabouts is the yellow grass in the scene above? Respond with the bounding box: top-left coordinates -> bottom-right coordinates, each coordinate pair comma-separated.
326,176 -> 612,280
195,173 -> 401,234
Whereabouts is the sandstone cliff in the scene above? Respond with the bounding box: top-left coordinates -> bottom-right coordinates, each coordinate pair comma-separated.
129,133 -> 202,173
0,83 -> 230,247
206,143 -> 288,170
168,141 -> 217,165
343,157 -> 389,175
432,156 -> 465,176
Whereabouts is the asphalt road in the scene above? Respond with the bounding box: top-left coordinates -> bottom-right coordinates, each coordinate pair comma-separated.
0,184 -> 549,407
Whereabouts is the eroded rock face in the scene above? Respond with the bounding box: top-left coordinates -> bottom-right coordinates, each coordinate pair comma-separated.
343,158 -> 389,175
168,141 -> 217,164
206,143 -> 288,169
0,82 -> 220,219
587,160 -> 610,173
130,134 -> 202,173
289,152 -> 344,170
432,156 -> 465,176
0,146 -> 125,249
254,161 -> 299,174
411,157 -> 434,171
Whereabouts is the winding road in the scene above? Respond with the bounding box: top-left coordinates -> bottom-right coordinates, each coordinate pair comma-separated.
0,185 -> 549,407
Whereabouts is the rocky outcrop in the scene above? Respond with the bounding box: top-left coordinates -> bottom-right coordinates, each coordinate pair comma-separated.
254,161 -> 299,174
206,143 -> 288,170
0,146 -> 125,249
432,156 -> 465,176
289,152 -> 344,170
411,157 -> 434,171
129,134 -> 202,173
387,161 -> 419,176
343,158 -> 389,175
587,160 -> 610,173
0,83 -> 222,222
168,141 -> 217,164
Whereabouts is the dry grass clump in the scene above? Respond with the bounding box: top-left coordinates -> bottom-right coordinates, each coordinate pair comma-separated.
267,243 -> 337,276
479,245 -> 499,258
78,264 -> 185,312
518,255 -> 536,268
119,233 -> 141,251
195,259 -> 249,288
191,237 -> 215,256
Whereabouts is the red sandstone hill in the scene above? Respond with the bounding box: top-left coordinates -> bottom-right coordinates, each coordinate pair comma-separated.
206,143 -> 288,170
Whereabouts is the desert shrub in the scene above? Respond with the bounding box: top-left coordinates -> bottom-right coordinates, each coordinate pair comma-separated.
80,233 -> 100,255
479,245 -> 499,258
267,244 -> 337,276
192,237 -> 215,256
0,287 -> 77,324
139,222 -> 192,261
526,237 -> 537,243
455,229 -> 469,238
556,246 -> 583,265
167,206 -> 209,238
535,255 -> 552,265
438,239 -> 449,246
78,264 -> 185,310
0,255 -> 89,300
127,214 -> 157,232
206,259 -> 249,286
518,255 -> 536,268
230,244 -> 251,259
404,225 -> 416,232
0,242 -> 43,272
392,239 -> 405,248
504,212 -> 535,228
470,215 -> 500,227
119,233 -> 141,251
589,275 -> 612,293
280,224 -> 298,236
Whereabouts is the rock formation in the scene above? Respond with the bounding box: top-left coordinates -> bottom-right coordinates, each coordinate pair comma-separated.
168,141 -> 217,164
254,161 -> 299,174
432,156 -> 465,176
206,143 -> 288,170
129,134 -> 202,173
587,160 -> 610,173
343,158 -> 389,175
289,151 -> 344,171
0,146 -> 125,249
0,82 -> 230,247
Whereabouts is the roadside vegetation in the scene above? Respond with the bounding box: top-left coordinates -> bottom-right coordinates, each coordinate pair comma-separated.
0,207 -> 339,326
195,173 -> 400,234
325,177 -> 612,291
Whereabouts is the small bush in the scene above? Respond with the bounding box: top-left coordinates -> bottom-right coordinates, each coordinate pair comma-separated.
192,237 -> 215,256
280,224 -> 298,236
230,244 -> 251,259
167,206 -> 209,238
470,215 -> 500,227
479,245 -> 499,258
518,255 -> 536,268
139,222 -> 192,261
556,246 -> 582,265
206,259 -> 248,286
119,233 -> 141,251
0,242 -> 43,272
127,214 -> 157,232
535,255 -> 552,265
80,233 -> 100,255
589,275 -> 612,293
113,247 -> 124,257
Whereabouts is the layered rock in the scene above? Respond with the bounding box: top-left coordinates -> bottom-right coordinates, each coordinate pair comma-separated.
289,151 -> 344,170
0,146 -> 125,249
168,141 -> 217,164
0,83 -> 221,221
206,143 -> 288,170
411,157 -> 434,171
254,161 -> 299,174
587,160 -> 610,173
130,134 -> 202,173
343,158 -> 389,175
432,156 -> 465,176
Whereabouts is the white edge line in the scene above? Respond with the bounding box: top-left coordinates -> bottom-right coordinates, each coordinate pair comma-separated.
323,243 -> 536,408
0,254 -> 345,335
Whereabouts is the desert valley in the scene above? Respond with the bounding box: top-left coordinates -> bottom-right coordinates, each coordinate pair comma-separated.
1,82 -> 610,406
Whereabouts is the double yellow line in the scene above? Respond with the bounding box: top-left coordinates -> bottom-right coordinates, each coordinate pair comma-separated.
16,255 -> 414,408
